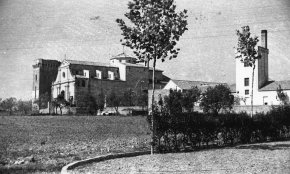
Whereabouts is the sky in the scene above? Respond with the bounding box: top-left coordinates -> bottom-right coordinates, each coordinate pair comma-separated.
0,0 -> 290,99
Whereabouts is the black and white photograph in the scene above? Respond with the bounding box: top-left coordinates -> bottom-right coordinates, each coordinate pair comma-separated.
0,0 -> 290,173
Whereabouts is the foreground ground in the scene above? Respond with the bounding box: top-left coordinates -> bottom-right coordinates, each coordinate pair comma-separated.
0,116 -> 150,174
75,141 -> 290,174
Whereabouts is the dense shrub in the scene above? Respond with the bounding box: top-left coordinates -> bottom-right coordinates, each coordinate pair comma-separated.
150,104 -> 290,153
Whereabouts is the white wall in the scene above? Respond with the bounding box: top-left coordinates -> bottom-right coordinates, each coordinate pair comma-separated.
163,80 -> 182,91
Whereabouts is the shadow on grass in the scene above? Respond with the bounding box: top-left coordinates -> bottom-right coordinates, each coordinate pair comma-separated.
0,163 -> 63,174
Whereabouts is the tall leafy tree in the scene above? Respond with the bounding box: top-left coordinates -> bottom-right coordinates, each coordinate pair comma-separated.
116,0 -> 188,154
200,84 -> 234,115
164,89 -> 183,115
235,26 -> 260,117
182,86 -> 201,112
107,90 -> 122,114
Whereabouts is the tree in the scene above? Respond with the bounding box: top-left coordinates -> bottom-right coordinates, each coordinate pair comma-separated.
235,26 -> 260,117
96,92 -> 105,112
122,88 -> 136,106
107,90 -> 122,114
17,100 -> 32,115
276,85 -> 289,105
164,89 -> 183,115
181,86 -> 201,112
200,84 -> 234,115
51,91 -> 69,115
84,94 -> 97,115
116,0 -> 188,154
137,92 -> 148,110
1,97 -> 17,115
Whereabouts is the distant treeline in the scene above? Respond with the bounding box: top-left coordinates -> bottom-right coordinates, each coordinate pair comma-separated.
0,97 -> 32,116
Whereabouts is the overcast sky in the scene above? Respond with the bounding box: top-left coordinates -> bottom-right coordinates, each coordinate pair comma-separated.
0,0 -> 290,99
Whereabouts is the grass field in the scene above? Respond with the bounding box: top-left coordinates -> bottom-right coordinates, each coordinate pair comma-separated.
0,115 -> 151,174
75,141 -> 290,174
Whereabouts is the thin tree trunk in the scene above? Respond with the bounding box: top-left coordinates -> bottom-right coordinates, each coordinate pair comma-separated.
151,56 -> 156,155
251,64 -> 255,117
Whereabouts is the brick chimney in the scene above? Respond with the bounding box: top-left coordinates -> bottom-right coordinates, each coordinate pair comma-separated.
261,30 -> 267,49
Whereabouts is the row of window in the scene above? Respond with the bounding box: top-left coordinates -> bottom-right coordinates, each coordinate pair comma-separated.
79,70 -> 115,80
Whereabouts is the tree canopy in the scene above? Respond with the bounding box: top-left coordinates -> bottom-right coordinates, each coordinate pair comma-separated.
200,84 -> 234,115
116,0 -> 188,64
235,26 -> 260,66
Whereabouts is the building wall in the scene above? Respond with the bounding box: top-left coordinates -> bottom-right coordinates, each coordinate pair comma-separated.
257,46 -> 269,89
163,80 -> 182,91
32,59 -> 60,109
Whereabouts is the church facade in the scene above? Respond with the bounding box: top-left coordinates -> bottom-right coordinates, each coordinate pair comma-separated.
32,54 -> 169,112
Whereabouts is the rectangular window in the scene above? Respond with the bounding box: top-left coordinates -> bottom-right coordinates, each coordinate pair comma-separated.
245,90 -> 249,95
83,70 -> 89,78
244,78 -> 249,86
108,71 -> 114,80
96,70 -> 102,79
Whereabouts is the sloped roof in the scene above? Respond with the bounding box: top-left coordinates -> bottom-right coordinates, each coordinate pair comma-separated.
64,59 -> 113,67
110,53 -> 137,61
259,80 -> 290,91
171,79 -> 223,90
122,63 -> 163,71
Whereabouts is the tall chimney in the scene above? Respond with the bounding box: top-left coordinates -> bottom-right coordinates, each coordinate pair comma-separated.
261,30 -> 267,49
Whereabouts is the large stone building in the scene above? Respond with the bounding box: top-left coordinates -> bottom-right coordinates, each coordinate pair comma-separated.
235,30 -> 290,105
32,59 -> 61,109
32,54 -> 169,112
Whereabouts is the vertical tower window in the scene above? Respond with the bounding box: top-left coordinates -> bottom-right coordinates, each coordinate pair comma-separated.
35,74 -> 37,81
82,80 -> 86,87
245,90 -> 249,95
244,78 -> 249,86
62,72 -> 66,78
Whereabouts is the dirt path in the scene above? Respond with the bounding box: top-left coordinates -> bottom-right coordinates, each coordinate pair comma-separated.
74,141 -> 290,174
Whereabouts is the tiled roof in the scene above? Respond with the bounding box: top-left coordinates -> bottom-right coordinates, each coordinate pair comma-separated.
122,63 -> 163,71
171,79 -> 223,90
64,59 -> 113,67
259,80 -> 290,91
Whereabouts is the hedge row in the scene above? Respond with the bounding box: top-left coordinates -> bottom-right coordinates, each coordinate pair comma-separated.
148,105 -> 290,152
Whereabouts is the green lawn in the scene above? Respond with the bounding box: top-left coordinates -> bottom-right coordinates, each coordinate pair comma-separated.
0,115 -> 150,173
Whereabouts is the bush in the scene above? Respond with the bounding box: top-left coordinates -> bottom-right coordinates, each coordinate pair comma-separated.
151,103 -> 290,153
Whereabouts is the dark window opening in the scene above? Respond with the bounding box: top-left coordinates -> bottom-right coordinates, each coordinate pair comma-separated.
245,90 -> 249,95
244,78 -> 249,86
62,72 -> 65,78
82,80 -> 86,87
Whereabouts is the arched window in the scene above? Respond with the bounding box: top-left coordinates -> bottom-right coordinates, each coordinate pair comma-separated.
35,74 -> 37,81
62,72 -> 65,78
